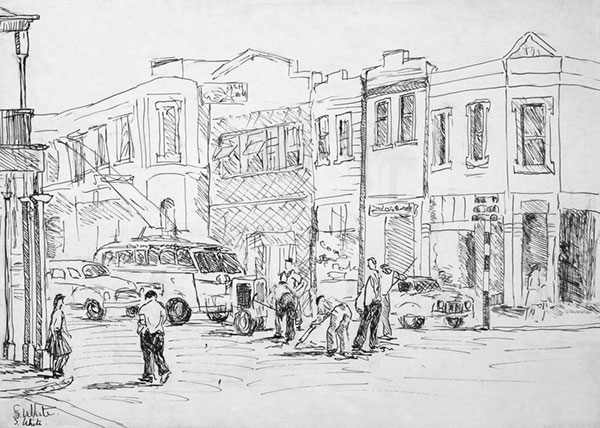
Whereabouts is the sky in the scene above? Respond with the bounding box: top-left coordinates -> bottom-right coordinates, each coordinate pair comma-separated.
2,0 -> 599,113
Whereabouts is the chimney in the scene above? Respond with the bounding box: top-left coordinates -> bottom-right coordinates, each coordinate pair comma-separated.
382,49 -> 410,68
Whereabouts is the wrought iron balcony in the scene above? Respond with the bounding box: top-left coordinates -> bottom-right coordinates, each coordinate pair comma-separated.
0,108 -> 33,145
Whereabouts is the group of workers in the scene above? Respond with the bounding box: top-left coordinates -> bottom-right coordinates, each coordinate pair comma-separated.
270,257 -> 405,356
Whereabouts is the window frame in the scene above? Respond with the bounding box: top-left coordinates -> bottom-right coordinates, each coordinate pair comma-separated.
373,98 -> 392,151
334,112 -> 354,164
398,93 -> 416,144
512,97 -> 555,174
431,107 -> 452,172
91,124 -> 109,168
465,100 -> 491,168
155,100 -> 183,163
315,115 -> 331,167
114,114 -> 134,165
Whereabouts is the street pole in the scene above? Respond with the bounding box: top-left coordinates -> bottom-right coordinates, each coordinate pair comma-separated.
482,217 -> 491,330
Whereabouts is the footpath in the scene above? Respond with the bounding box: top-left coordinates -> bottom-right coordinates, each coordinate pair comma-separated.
0,359 -> 72,398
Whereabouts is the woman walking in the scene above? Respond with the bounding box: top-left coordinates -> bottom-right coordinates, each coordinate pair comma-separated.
46,294 -> 72,377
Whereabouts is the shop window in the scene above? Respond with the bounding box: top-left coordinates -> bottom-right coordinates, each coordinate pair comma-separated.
91,125 -> 109,167
284,125 -> 301,168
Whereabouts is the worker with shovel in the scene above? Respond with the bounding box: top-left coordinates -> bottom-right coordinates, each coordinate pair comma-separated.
297,295 -> 352,358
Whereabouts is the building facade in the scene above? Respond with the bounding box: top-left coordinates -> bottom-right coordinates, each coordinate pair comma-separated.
0,8 -> 50,370
35,77 -> 209,260
425,33 -> 600,307
312,70 -> 362,287
362,50 -> 436,283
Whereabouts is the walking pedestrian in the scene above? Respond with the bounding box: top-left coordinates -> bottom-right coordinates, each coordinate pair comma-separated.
310,295 -> 352,357
45,294 -> 72,378
137,290 -> 171,384
269,280 -> 300,342
352,257 -> 382,352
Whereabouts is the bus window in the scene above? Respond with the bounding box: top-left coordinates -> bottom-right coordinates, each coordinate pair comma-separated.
148,247 -> 159,265
135,249 -> 148,265
221,253 -> 243,274
102,251 -> 116,267
194,251 -> 221,273
117,250 -> 134,266
159,248 -> 176,265
176,248 -> 193,266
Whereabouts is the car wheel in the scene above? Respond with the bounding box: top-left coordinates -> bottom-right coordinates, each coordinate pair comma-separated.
166,297 -> 192,325
400,315 -> 425,329
85,299 -> 105,321
233,309 -> 256,335
125,305 -> 139,318
207,311 -> 230,322
446,317 -> 465,329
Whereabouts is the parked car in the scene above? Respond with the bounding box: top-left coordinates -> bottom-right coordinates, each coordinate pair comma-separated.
46,260 -> 139,321
391,276 -> 474,329
93,235 -> 269,328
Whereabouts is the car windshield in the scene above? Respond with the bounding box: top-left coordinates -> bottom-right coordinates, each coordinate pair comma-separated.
83,264 -> 110,278
193,251 -> 244,274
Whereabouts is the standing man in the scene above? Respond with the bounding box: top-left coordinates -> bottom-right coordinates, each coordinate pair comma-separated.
379,264 -> 406,339
269,280 -> 300,342
281,258 -> 313,321
352,257 -> 382,352
137,290 -> 171,384
310,295 -> 352,357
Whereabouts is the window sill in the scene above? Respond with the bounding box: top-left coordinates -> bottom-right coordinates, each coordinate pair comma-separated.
372,144 -> 393,152
156,153 -> 182,163
465,156 -> 489,169
513,161 -> 555,175
333,156 -> 355,165
393,139 -> 418,147
431,161 -> 452,173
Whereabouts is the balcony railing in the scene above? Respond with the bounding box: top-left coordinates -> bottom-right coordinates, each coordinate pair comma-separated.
0,108 -> 33,145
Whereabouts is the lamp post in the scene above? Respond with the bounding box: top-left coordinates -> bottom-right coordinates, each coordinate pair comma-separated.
2,188 -> 14,360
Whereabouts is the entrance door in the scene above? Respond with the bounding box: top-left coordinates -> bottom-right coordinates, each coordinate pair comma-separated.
384,215 -> 414,275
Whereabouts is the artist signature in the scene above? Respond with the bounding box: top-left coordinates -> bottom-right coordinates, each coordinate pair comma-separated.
12,403 -> 54,426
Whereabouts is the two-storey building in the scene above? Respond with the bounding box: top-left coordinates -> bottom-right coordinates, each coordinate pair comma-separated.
36,77 -> 208,260
362,50 -> 436,284
426,33 -> 600,307
312,70 -> 362,287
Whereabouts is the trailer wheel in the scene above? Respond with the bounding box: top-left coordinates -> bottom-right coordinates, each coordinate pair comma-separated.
233,309 -> 256,335
125,305 -> 139,318
255,316 -> 267,330
166,297 -> 192,325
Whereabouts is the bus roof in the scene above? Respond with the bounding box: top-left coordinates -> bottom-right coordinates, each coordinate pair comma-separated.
95,236 -> 230,252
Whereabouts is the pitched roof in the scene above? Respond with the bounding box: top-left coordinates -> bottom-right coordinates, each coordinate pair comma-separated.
504,32 -> 556,59
211,48 -> 295,79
